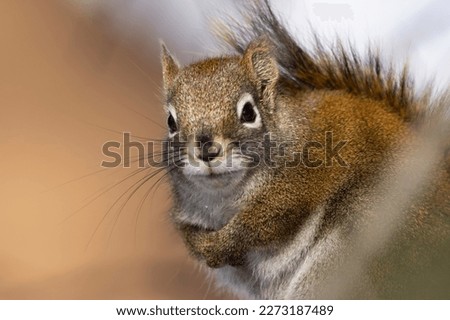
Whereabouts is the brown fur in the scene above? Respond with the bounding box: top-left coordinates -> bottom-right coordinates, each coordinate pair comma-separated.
215,0 -> 436,123
161,0 -> 450,296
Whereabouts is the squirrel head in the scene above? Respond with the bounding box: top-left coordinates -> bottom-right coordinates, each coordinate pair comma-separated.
160,38 -> 279,182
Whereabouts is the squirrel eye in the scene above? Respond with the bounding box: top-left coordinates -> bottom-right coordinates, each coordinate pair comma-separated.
167,113 -> 177,133
237,93 -> 261,129
240,102 -> 257,123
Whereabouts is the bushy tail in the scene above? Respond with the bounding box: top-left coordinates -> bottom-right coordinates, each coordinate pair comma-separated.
216,0 -> 445,123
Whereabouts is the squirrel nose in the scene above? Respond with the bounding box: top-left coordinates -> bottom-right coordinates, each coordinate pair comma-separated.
197,135 -> 221,162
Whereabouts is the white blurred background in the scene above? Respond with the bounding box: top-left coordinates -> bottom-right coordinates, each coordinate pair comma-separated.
67,0 -> 450,85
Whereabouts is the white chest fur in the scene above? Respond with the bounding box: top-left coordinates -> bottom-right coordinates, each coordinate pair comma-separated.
209,206 -> 341,299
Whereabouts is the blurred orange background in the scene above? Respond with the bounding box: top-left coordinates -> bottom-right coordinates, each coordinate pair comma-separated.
0,0 -> 227,299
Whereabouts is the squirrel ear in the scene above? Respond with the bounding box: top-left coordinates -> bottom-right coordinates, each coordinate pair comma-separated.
243,37 -> 279,93
160,42 -> 180,90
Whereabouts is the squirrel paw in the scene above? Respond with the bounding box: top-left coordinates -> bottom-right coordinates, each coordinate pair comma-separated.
202,241 -> 245,268
181,224 -> 245,268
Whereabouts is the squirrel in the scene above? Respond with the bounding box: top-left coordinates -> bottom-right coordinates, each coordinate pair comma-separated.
160,1 -> 450,298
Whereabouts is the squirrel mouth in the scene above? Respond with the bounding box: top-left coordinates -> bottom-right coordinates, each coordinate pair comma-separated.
205,167 -> 243,177
180,151 -> 251,180
184,165 -> 245,181
188,169 -> 245,190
